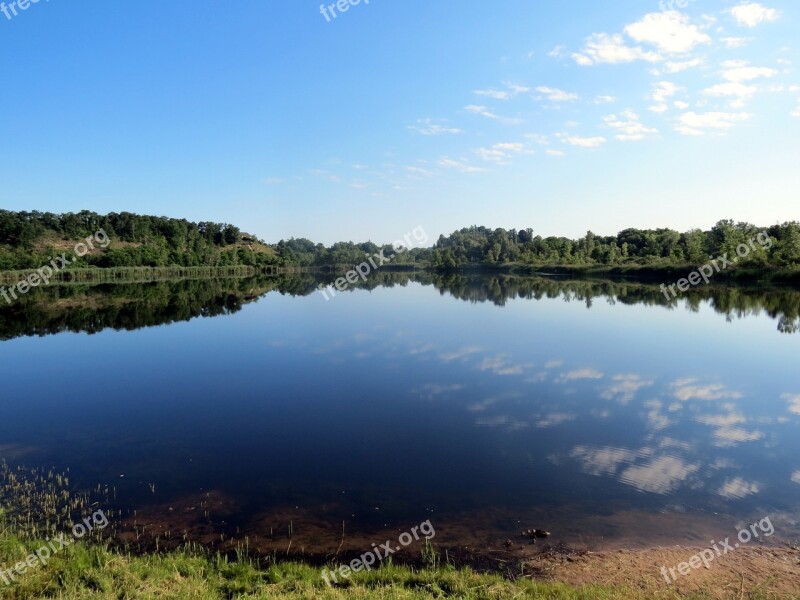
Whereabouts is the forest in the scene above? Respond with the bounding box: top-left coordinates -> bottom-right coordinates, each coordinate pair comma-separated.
1,210 -> 799,272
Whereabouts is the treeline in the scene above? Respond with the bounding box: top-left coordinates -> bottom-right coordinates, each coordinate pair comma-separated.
0,210 -> 268,270
428,221 -> 800,269
233,220 -> 800,270
2,210 -> 800,273
271,238 -> 425,268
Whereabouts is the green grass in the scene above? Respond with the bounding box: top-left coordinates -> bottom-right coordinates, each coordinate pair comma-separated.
0,532 -> 610,599
0,530 -> 784,599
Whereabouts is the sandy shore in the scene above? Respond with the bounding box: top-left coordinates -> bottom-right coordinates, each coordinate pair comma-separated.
528,545 -> 800,599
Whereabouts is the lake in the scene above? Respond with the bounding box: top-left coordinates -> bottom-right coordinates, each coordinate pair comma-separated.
1,274 -> 799,556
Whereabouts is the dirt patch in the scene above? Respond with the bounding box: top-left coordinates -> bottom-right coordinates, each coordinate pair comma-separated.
531,545 -> 800,599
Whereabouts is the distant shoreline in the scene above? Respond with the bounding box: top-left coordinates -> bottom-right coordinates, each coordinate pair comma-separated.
2,263 -> 800,286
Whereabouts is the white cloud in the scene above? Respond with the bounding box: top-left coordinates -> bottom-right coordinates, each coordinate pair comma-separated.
625,11 -> 711,54
573,33 -> 661,66
793,471 -> 800,484
464,105 -> 522,125
720,36 -> 752,48
603,110 -> 658,141
408,119 -> 463,136
525,133 -> 550,145
649,81 -> 679,113
536,86 -> 579,102
730,3 -> 780,27
548,45 -> 567,58
505,82 -> 530,94
546,149 -> 565,157
674,100 -> 690,109
703,82 -> 758,98
652,81 -> 679,103
474,82 -> 530,100
475,143 -> 528,165
405,166 -> 434,177
474,89 -> 511,100
675,112 -> 752,135
437,157 -> 486,174
465,105 -> 501,120
722,62 -> 778,82
559,135 -> 606,148
792,106 -> 800,118
494,142 -> 526,151
594,95 -> 616,104
664,58 -> 703,73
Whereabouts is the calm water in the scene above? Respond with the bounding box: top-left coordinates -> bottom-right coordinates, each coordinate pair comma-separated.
1,274 -> 799,553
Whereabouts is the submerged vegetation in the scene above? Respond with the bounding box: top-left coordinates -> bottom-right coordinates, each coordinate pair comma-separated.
0,466 -> 783,599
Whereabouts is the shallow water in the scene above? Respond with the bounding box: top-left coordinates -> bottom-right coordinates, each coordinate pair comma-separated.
1,274 -> 799,553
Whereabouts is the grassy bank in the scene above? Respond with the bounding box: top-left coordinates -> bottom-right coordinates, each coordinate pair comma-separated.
0,265 -> 261,285
1,529 -> 769,600
1,465 -> 793,599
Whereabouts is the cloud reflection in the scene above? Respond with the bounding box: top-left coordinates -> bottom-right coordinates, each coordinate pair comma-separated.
556,368 -> 604,383
783,393 -> 800,415
671,379 -> 743,402
619,456 -> 700,495
440,346 -> 481,362
536,413 -> 576,428
601,374 -> 654,404
717,477 -> 761,499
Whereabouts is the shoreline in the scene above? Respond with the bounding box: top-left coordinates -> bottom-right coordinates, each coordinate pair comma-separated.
1,524 -> 797,598
2,263 -> 800,286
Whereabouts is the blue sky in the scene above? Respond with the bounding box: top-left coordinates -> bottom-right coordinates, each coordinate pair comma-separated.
1,0 -> 798,244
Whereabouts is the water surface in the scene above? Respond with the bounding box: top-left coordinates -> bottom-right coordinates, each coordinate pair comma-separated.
1,274 -> 799,554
